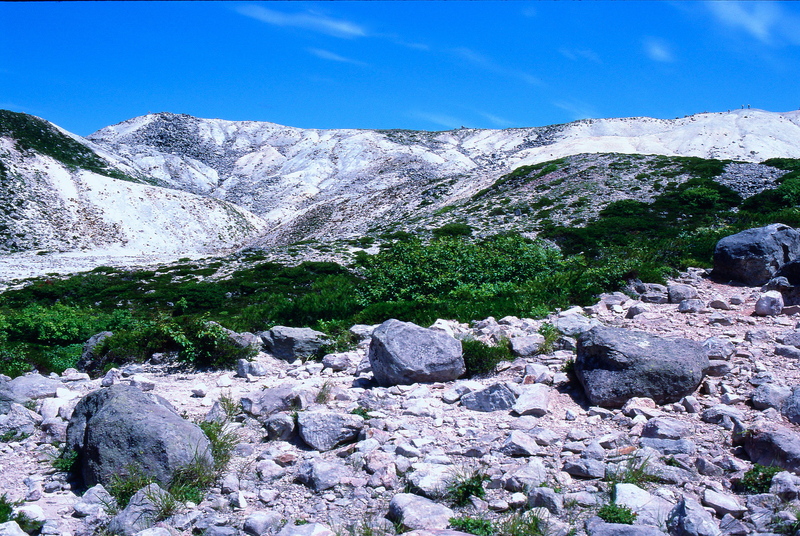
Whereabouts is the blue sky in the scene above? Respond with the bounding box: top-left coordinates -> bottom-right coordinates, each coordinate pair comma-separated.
2,1 -> 800,136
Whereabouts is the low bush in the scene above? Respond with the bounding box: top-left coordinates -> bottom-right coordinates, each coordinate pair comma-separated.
446,468 -> 488,506
461,338 -> 513,377
597,504 -> 637,525
449,516 -> 495,536
738,464 -> 782,494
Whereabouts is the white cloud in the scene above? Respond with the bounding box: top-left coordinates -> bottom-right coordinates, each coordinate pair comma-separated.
451,47 -> 541,86
236,5 -> 366,38
307,48 -> 367,66
705,1 -> 800,45
412,112 -> 465,130
644,37 -> 676,63
559,48 -> 602,64
477,112 -> 515,128
553,100 -> 599,121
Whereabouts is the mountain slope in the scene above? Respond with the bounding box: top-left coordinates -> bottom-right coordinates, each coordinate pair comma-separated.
88,109 -> 800,246
0,111 -> 267,255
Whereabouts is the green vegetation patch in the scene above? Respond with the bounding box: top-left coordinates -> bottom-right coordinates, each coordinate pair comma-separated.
0,109 -> 141,183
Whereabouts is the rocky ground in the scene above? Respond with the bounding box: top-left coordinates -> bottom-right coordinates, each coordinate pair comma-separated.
2,268 -> 800,536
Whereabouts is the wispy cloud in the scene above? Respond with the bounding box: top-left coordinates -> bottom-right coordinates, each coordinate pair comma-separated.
412,112 -> 466,130
236,5 -> 366,39
559,48 -> 602,64
643,37 -> 675,63
705,1 -> 800,45
553,100 -> 599,121
477,112 -> 516,128
307,48 -> 368,67
451,47 -> 541,86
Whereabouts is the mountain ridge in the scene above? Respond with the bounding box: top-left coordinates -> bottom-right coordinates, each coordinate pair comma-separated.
2,107 -> 800,279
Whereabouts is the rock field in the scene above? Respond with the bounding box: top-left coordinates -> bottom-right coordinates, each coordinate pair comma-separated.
2,268 -> 800,536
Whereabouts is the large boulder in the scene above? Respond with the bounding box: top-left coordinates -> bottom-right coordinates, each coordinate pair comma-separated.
742,426 -> 800,473
65,385 -> 213,487
712,224 -> 800,286
576,327 -> 709,408
368,319 -> 464,386
296,411 -> 363,451
261,326 -> 329,360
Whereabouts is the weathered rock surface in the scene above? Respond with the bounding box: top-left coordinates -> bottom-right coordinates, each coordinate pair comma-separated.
65,384 -> 212,486
262,327 -> 329,360
368,319 -> 464,386
713,223 -> 800,285
575,327 -> 709,407
296,411 -> 363,451
387,493 -> 454,530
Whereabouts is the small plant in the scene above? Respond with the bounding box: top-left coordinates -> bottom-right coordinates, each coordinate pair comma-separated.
0,494 -> 15,523
738,464 -> 782,494
446,468 -> 489,506
461,338 -> 513,377
496,511 -> 548,536
197,420 -> 238,473
218,392 -> 241,420
561,358 -> 575,376
773,508 -> 800,536
0,430 -> 29,442
606,455 -> 659,486
449,516 -> 495,536
52,448 -> 78,473
538,323 -> 559,354
315,381 -> 333,404
295,519 -> 310,526
597,504 -> 637,525
350,407 -> 369,419
143,486 -> 182,522
13,511 -> 44,535
107,465 -> 155,509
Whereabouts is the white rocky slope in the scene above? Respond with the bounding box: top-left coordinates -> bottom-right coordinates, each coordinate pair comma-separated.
0,128 -> 268,259
88,109 -> 800,246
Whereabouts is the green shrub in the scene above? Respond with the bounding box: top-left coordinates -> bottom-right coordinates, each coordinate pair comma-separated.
198,420 -> 238,474
52,449 -> 78,473
449,516 -> 495,536
597,504 -> 637,525
107,465 -> 156,508
738,464 -> 782,494
496,511 -> 548,536
461,338 -> 513,377
0,494 -> 13,523
432,222 -> 473,238
446,468 -> 488,506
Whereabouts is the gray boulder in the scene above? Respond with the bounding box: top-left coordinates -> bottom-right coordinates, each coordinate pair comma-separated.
669,284 -> 699,304
667,497 -> 721,536
554,314 -> 602,337
510,335 -> 545,357
586,518 -> 665,536
576,327 -> 709,408
751,384 -> 792,411
106,483 -> 169,536
713,224 -> 800,285
678,300 -> 705,314
295,459 -> 348,491
0,403 -> 42,438
460,383 -> 516,412
513,384 -> 551,416
387,493 -> 454,531
742,426 -> 800,473
241,385 -> 299,417
642,417 -> 691,440
781,386 -> 800,425
754,291 -> 784,316
6,373 -> 60,400
66,385 -> 212,487
262,326 -> 329,360
703,338 -> 735,360
296,411 -> 363,451
276,524 -> 335,536
0,522 -> 27,536
77,331 -> 113,371
244,512 -> 284,536
368,319 -> 464,386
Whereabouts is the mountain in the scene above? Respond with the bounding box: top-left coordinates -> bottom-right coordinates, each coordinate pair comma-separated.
0,110 -> 267,256
87,109 -> 800,246
2,108 -> 800,273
